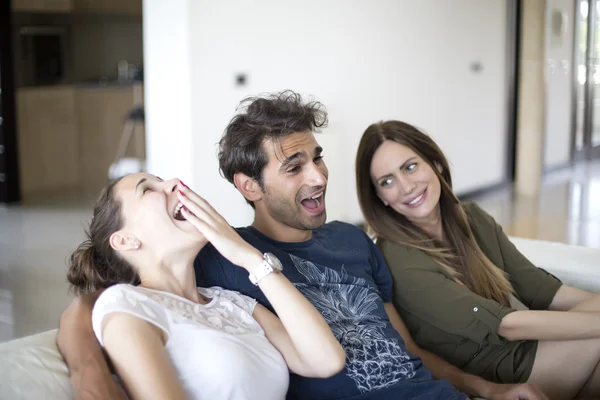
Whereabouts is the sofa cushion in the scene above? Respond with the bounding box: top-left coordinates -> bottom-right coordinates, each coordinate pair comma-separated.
0,330 -> 72,399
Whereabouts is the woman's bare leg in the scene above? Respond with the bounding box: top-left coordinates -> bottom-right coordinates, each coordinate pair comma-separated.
527,338 -> 600,400
574,354 -> 600,399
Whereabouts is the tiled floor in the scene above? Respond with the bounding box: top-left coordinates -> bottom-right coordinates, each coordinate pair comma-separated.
476,160 -> 600,249
0,160 -> 599,343
0,200 -> 90,343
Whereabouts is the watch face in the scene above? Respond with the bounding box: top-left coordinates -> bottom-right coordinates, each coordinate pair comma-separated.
264,253 -> 283,271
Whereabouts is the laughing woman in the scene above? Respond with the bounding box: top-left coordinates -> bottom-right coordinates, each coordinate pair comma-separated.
355,120 -> 600,400
67,174 -> 345,400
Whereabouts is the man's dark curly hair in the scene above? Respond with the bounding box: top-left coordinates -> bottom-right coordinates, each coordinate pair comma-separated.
218,90 -> 328,207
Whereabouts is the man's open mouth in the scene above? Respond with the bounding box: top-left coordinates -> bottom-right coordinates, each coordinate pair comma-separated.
300,192 -> 325,213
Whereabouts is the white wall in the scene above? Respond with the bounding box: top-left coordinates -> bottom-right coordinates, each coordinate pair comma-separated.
143,0 -> 195,185
544,0 -> 575,169
145,0 -> 511,227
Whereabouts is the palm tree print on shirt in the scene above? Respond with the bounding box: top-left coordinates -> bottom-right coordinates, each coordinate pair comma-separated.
291,255 -> 417,393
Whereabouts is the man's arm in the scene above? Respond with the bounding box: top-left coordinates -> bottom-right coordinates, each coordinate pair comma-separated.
57,291 -> 126,400
384,303 -> 547,400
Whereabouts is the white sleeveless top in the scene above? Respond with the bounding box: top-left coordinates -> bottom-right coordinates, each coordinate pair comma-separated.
92,284 -> 289,400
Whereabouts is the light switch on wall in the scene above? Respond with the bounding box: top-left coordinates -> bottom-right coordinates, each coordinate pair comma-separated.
235,73 -> 248,87
470,61 -> 483,73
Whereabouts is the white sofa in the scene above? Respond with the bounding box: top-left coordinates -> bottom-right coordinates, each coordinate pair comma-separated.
1,237 -> 599,399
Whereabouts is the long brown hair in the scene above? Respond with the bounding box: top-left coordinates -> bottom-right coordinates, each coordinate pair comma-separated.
355,120 -> 512,306
67,177 -> 140,295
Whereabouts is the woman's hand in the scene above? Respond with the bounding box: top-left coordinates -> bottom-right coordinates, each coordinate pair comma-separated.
176,182 -> 346,378
176,181 -> 263,272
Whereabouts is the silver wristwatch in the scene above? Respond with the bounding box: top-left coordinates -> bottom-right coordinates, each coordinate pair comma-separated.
249,253 -> 283,285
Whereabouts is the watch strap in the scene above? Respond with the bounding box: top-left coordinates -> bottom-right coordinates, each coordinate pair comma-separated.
249,259 -> 274,286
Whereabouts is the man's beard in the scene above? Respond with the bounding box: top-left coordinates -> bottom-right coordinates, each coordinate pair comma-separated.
263,187 -> 326,232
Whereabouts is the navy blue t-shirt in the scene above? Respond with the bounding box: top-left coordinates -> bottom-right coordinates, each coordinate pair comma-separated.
195,221 -> 466,400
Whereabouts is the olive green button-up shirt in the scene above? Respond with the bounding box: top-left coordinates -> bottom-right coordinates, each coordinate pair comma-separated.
377,202 -> 562,383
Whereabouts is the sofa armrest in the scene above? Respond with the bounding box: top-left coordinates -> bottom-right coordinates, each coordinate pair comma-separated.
509,237 -> 600,293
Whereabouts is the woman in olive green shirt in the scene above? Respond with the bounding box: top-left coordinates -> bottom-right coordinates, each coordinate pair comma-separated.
355,120 -> 600,400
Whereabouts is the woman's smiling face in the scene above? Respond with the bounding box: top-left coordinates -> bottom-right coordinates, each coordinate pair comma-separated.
370,140 -> 442,226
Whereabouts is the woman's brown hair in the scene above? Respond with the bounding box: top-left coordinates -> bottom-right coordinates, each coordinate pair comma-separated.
355,120 -> 513,306
67,177 -> 140,295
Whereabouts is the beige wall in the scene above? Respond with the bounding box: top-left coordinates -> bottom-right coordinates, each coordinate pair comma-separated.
516,0 -> 577,196
516,0 -> 547,197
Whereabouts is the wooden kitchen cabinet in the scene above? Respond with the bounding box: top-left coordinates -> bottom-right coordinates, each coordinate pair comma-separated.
16,84 -> 144,200
12,0 -> 73,13
74,0 -> 142,16
76,84 -> 145,196
16,86 -> 79,199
